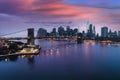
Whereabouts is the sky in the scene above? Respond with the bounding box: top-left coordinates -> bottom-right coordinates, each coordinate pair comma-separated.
0,0 -> 120,37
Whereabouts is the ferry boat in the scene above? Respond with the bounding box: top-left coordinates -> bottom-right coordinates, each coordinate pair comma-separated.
20,45 -> 41,55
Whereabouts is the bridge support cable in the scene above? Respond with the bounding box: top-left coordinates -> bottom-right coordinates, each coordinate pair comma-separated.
0,29 -> 28,37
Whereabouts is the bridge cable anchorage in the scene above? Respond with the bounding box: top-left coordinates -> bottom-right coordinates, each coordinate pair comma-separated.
0,29 -> 28,37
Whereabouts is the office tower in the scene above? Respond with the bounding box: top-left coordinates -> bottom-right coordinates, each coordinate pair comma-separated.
86,21 -> 90,34
101,27 -> 108,37
82,31 -> 86,38
73,28 -> 78,36
89,24 -> 93,35
118,31 -> 120,37
66,26 -> 70,31
58,26 -> 65,36
108,29 -> 118,38
37,28 -> 47,37
87,23 -> 94,38
51,28 -> 57,36
93,26 -> 96,37
66,26 -> 71,36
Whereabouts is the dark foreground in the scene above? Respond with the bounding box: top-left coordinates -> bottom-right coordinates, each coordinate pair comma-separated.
0,40 -> 120,80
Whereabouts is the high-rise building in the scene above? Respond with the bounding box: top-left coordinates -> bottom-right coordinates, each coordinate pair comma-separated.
82,31 -> 86,38
93,26 -> 96,37
37,28 -> 47,37
86,21 -> 90,33
101,27 -> 108,37
66,26 -> 70,31
51,28 -> 57,36
118,31 -> 120,37
108,30 -> 117,38
89,24 -> 93,34
58,26 -> 65,36
87,23 -> 95,38
66,26 -> 71,36
73,28 -> 78,36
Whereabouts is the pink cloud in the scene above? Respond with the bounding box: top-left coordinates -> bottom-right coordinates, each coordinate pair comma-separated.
0,0 -> 120,28
0,0 -> 102,21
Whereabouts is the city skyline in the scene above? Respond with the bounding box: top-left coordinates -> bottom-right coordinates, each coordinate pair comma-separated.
0,0 -> 120,36
1,24 -> 119,38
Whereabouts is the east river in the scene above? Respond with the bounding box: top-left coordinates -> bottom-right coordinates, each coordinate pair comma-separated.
0,40 -> 120,80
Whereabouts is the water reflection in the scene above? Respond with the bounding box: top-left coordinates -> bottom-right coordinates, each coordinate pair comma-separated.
9,55 -> 18,62
56,48 -> 60,56
0,40 -> 119,63
84,40 -> 96,46
1,40 -> 120,80
84,44 -> 89,59
0,55 -> 18,62
27,55 -> 35,70
83,40 -> 96,60
28,55 -> 35,64
100,42 -> 109,47
0,40 -> 112,63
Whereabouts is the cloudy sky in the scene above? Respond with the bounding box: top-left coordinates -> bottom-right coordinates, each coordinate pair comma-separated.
0,0 -> 120,37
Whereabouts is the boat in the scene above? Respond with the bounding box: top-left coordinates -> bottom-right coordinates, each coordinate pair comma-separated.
20,45 -> 41,55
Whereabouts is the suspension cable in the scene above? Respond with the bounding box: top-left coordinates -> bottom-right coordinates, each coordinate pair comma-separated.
0,29 -> 27,37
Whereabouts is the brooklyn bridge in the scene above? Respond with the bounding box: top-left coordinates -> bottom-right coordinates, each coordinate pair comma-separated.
0,28 -> 83,44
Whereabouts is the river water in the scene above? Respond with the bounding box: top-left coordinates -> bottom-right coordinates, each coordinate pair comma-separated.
0,40 -> 120,80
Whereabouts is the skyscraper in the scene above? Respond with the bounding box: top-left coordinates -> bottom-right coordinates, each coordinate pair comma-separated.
93,26 -> 96,37
66,26 -> 70,31
89,24 -> 93,35
66,26 -> 71,36
118,31 -> 120,37
101,27 -> 108,37
37,28 -> 47,37
58,26 -> 65,36
51,28 -> 57,37
86,21 -> 90,34
87,23 -> 94,38
108,30 -> 117,38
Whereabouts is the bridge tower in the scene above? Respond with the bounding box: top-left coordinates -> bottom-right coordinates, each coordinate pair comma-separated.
27,28 -> 34,45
